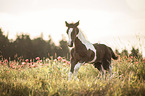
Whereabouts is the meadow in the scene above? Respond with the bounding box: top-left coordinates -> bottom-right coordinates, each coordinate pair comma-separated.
0,56 -> 145,96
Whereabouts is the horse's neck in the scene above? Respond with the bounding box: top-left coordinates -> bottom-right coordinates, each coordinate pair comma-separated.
76,30 -> 90,44
76,30 -> 93,50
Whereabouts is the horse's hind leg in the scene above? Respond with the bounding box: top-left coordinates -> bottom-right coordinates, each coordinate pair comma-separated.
109,65 -> 113,78
103,59 -> 112,78
94,62 -> 105,78
100,64 -> 106,79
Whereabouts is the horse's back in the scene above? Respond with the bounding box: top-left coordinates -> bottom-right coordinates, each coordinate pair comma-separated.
93,43 -> 112,61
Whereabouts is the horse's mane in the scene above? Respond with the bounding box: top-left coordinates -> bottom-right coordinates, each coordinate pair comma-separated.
78,27 -> 88,41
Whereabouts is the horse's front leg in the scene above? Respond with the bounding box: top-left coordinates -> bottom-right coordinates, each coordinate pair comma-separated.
74,62 -> 84,80
68,57 -> 77,80
68,59 -> 85,81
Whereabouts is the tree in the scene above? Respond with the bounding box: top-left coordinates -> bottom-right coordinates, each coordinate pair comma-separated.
115,49 -> 120,55
32,37 -> 47,59
46,35 -> 56,58
14,34 -> 34,59
0,28 -> 10,59
130,47 -> 142,59
121,49 -> 129,57
59,38 -> 70,59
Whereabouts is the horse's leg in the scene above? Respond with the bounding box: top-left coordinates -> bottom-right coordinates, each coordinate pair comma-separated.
94,62 -> 101,71
74,62 -> 85,80
102,59 -> 112,78
107,60 -> 112,78
94,62 -> 105,78
108,64 -> 113,78
100,64 -> 106,79
68,58 -> 77,80
68,48 -> 76,80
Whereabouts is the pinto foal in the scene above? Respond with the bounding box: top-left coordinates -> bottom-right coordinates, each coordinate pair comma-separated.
65,21 -> 118,80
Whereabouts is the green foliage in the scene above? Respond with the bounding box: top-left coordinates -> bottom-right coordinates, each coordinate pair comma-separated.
130,47 -> 143,60
0,28 -> 70,60
121,49 -> 129,57
0,57 -> 145,96
116,47 -> 143,61
0,28 -> 143,61
0,29 -> 10,59
59,39 -> 70,59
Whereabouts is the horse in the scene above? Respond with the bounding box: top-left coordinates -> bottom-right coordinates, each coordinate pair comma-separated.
65,21 -> 118,80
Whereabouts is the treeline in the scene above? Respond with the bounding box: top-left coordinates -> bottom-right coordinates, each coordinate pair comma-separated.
115,48 -> 143,60
0,28 -> 143,61
0,28 -> 70,60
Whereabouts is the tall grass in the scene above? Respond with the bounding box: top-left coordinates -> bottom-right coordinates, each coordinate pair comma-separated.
0,56 -> 145,96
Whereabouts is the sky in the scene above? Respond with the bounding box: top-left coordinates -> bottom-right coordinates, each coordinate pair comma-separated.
0,0 -> 145,57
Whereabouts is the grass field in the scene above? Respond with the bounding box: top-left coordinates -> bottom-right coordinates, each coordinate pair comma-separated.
0,56 -> 145,96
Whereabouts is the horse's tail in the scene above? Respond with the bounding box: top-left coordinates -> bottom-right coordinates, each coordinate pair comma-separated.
109,47 -> 118,60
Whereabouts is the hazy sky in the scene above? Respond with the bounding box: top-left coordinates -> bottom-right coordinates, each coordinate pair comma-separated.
0,0 -> 145,56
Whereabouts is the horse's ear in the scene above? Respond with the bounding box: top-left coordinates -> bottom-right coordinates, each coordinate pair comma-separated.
75,21 -> 79,26
65,21 -> 69,27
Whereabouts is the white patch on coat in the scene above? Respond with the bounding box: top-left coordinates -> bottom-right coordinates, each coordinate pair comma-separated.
76,30 -> 97,63
74,62 -> 84,80
68,28 -> 73,46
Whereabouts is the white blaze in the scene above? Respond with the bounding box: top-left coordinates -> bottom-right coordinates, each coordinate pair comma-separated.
68,28 -> 73,46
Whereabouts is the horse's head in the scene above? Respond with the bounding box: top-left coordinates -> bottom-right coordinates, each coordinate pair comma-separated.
65,21 -> 79,47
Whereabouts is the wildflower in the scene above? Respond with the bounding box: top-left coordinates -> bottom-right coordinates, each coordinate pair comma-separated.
32,63 -> 38,68
17,65 -> 21,69
63,63 -> 66,66
62,59 -> 66,63
45,64 -> 48,66
12,66 -> 16,69
22,62 -> 26,65
5,59 -> 8,63
123,56 -> 127,59
40,60 -> 42,62
142,58 -> 145,63
0,61 -> 2,64
46,58 -> 50,62
27,63 -> 32,68
10,63 -> 14,67
130,56 -> 133,58
36,57 -> 40,60
25,59 -> 29,62
54,59 -> 57,62
57,56 -> 62,61
40,63 -> 43,66
66,61 -> 71,65
21,65 -> 24,67
135,62 -> 138,64
29,62 -> 33,66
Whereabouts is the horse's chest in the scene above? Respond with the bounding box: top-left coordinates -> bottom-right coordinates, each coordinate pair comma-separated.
75,37 -> 97,63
